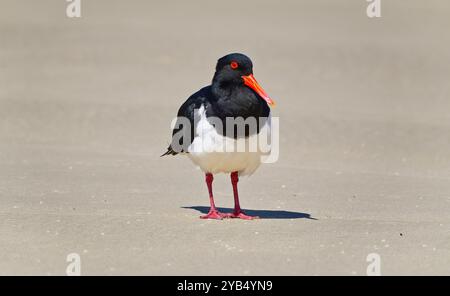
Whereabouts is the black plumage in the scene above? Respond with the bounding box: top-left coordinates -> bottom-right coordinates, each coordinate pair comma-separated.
162,53 -> 270,156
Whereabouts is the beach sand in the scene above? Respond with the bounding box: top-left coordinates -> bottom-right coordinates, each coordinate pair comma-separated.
1,0 -> 450,275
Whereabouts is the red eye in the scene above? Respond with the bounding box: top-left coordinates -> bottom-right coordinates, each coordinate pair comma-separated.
230,61 -> 238,69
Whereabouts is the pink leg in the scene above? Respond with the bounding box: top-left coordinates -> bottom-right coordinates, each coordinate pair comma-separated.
200,173 -> 227,220
229,172 -> 259,220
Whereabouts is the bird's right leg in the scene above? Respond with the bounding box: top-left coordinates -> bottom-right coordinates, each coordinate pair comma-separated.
200,173 -> 227,220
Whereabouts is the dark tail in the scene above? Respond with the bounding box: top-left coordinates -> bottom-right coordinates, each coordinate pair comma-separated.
160,145 -> 178,157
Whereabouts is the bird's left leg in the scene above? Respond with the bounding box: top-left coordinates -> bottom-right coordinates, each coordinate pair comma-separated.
229,172 -> 259,220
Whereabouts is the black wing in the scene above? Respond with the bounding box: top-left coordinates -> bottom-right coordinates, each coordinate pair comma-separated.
161,86 -> 211,156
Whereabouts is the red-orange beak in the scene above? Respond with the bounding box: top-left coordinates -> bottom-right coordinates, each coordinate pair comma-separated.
242,74 -> 276,107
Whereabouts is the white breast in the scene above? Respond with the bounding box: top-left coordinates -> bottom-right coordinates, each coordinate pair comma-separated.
187,105 -> 271,176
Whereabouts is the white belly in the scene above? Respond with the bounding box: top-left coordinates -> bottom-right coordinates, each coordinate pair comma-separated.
187,106 -> 271,176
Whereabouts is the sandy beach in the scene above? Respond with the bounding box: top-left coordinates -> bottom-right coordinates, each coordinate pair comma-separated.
1,0 -> 450,275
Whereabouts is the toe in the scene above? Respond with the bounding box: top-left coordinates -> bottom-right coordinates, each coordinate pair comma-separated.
200,211 -> 224,220
231,211 -> 259,220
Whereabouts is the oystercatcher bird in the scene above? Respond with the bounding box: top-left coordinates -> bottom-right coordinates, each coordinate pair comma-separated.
162,53 -> 275,220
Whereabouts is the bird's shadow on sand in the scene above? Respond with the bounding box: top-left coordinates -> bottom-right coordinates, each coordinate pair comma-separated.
183,206 -> 317,220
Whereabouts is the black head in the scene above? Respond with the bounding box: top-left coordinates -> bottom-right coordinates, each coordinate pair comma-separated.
212,53 -> 253,85
211,53 -> 275,107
